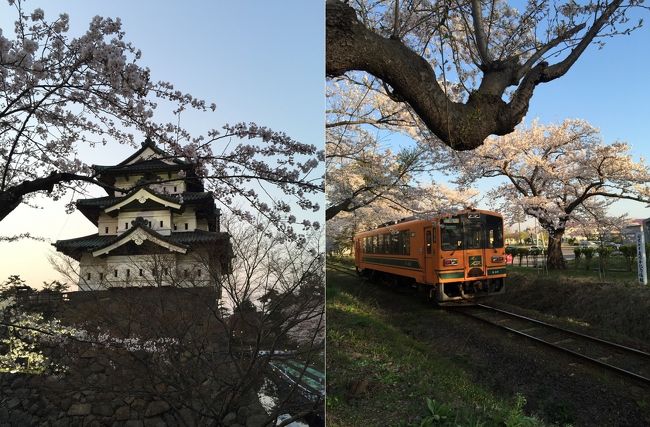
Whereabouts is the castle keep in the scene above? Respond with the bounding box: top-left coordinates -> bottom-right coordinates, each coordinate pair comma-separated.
55,138 -> 232,292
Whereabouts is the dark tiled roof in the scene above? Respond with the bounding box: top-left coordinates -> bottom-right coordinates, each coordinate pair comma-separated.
94,158 -> 187,174
55,230 -> 229,252
53,233 -> 114,250
93,138 -> 189,174
76,191 -> 214,209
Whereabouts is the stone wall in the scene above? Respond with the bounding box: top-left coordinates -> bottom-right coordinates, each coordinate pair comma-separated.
0,348 -> 268,426
0,288 -> 271,426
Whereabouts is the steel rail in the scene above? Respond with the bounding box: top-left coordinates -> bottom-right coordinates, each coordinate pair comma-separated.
327,263 -> 358,277
456,306 -> 650,386
477,303 -> 650,358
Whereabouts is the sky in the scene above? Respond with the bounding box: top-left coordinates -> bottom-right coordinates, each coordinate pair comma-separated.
0,1 -> 324,286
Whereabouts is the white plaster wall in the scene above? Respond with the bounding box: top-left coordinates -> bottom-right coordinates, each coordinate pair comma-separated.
98,214 -> 118,235
172,208 -> 197,232
114,175 -> 186,195
117,209 -> 173,235
77,253 -> 107,291
77,253 -> 217,290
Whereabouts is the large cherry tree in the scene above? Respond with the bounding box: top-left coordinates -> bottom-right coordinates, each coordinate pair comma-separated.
327,0 -> 645,149
455,119 -> 650,268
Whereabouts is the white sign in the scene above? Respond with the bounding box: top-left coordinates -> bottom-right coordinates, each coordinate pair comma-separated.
638,229 -> 647,285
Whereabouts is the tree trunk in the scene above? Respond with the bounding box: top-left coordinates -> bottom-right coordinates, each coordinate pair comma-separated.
546,230 -> 566,269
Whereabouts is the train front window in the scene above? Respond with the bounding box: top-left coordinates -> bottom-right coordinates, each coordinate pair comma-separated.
486,215 -> 503,248
441,218 -> 463,251
464,219 -> 484,249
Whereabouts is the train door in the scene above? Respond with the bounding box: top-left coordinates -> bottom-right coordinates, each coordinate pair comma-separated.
424,226 -> 434,282
463,213 -> 485,279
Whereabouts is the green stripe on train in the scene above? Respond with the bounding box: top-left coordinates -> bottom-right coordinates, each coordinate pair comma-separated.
438,271 -> 464,279
362,257 -> 420,269
488,268 -> 506,275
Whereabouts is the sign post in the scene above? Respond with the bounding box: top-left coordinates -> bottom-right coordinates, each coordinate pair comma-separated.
638,226 -> 647,285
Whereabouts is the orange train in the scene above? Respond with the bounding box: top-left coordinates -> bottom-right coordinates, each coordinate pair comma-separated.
353,209 -> 506,304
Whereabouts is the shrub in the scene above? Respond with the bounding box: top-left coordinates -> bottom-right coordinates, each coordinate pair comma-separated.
619,245 -> 637,272
573,247 -> 582,268
582,247 -> 595,271
596,246 -> 613,274
517,247 -> 530,266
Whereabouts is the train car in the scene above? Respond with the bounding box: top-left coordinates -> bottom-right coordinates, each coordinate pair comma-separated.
353,209 -> 506,304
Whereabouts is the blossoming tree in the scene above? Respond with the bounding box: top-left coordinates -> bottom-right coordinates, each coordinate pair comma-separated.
327,0 -> 645,149
326,77 -> 450,221
0,1 -> 323,237
455,119 -> 650,269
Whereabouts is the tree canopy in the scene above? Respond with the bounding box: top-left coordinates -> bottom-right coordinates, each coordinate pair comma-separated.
327,0 -> 646,149
454,119 -> 650,268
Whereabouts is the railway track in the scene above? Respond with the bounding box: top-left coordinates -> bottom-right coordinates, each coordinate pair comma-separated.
328,262 -> 650,386
327,262 -> 358,277
455,304 -> 650,386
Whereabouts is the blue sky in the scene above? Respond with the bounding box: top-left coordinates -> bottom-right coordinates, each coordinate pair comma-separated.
0,1 -> 324,286
505,6 -> 650,220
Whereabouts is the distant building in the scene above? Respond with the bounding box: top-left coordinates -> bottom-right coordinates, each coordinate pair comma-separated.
54,138 -> 233,292
621,218 -> 650,244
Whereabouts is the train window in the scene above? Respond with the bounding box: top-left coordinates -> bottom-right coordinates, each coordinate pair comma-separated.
391,233 -> 399,253
425,230 -> 432,254
399,230 -> 410,255
486,215 -> 504,248
441,223 -> 463,251
465,220 -> 483,249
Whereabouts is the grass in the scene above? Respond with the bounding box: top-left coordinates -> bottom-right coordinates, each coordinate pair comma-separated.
498,269 -> 650,346
326,269 -> 545,427
507,253 -> 644,282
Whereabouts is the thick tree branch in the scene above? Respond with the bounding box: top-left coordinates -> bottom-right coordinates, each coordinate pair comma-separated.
327,0 -> 631,150
0,172 -> 104,222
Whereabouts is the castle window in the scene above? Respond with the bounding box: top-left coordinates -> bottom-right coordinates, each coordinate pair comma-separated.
114,269 -> 118,277
87,273 -> 91,280
173,186 -> 177,192
125,223 -> 128,230
173,224 -> 177,231
105,227 -> 108,234
126,269 -> 130,278
197,269 -> 201,277
160,220 -> 164,228
99,273 -> 104,280
139,269 -> 143,276
184,223 -> 188,230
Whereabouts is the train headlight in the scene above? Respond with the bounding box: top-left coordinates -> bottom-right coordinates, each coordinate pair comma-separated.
443,258 -> 458,266
491,256 -> 505,263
